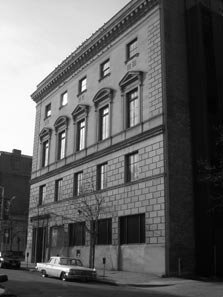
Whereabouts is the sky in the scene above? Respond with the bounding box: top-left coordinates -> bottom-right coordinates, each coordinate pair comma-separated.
0,0 -> 130,156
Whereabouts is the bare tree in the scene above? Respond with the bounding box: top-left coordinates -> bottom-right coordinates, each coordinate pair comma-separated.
32,177 -> 106,268
77,178 -> 106,268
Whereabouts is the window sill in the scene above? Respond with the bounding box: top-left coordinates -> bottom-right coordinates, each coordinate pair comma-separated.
98,73 -> 111,82
77,90 -> 87,97
125,53 -> 139,64
97,136 -> 110,143
44,115 -> 51,121
59,104 -> 68,110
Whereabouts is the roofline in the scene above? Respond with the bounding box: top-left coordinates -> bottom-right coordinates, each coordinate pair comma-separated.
0,151 -> 32,158
31,0 -> 159,103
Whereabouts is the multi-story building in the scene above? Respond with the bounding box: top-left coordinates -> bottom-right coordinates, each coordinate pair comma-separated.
0,149 -> 32,254
27,0 -> 223,276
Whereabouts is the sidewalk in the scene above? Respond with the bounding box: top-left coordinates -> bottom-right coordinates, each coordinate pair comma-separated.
96,268 -> 180,287
21,261 -> 187,287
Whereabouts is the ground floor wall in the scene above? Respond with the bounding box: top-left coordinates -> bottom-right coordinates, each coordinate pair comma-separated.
26,132 -> 166,274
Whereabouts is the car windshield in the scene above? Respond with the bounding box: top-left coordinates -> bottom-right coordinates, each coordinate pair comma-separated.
59,258 -> 83,266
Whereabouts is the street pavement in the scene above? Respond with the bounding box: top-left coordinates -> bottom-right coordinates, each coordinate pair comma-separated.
0,262 -> 222,297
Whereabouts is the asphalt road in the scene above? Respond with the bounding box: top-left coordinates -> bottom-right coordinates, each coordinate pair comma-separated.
1,268 -> 177,297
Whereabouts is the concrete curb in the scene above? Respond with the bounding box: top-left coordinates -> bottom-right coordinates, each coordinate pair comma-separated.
127,282 -> 176,287
95,277 -> 118,286
96,277 -> 176,287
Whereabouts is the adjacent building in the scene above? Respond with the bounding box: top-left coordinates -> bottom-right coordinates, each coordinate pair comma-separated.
27,0 -> 223,276
0,149 -> 32,254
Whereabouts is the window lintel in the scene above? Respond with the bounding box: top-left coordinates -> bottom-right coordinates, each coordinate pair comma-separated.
72,104 -> 89,121
54,116 -> 69,131
93,88 -> 113,107
39,128 -> 52,140
119,71 -> 143,91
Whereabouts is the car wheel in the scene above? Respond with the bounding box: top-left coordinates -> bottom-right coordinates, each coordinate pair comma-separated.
60,272 -> 67,281
41,270 -> 47,277
0,262 -> 4,268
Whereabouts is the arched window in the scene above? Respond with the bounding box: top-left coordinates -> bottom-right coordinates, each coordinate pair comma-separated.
119,71 -> 143,130
54,116 -> 69,160
72,104 -> 89,152
93,88 -> 113,142
39,128 -> 52,167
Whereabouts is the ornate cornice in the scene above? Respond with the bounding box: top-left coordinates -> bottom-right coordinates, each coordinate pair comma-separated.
31,0 -> 159,103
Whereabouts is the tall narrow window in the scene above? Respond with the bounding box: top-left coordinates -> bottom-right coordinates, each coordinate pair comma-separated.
72,104 -> 89,153
77,119 -> 86,151
119,71 -> 143,131
126,152 -> 139,182
60,92 -> 68,107
68,222 -> 85,246
127,88 -> 139,128
39,185 -> 46,205
54,116 -> 69,162
74,172 -> 83,196
96,218 -> 112,245
42,140 -> 49,167
45,103 -> 51,118
100,59 -> 110,79
127,38 -> 138,60
79,77 -> 87,94
120,214 -> 145,244
99,106 -> 109,141
39,128 -> 52,169
97,163 -> 108,190
58,130 -> 66,160
55,178 -> 63,202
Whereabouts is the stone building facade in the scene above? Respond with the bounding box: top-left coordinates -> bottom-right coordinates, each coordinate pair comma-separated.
0,149 -> 32,254
27,0 -> 223,276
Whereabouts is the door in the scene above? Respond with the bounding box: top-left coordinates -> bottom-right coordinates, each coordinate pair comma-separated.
31,227 -> 47,263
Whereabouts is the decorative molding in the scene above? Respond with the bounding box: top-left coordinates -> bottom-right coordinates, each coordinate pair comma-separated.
31,0 -> 159,103
92,88 -> 114,107
54,116 -> 69,131
30,124 -> 164,185
39,128 -> 52,140
119,71 -> 143,91
72,104 -> 89,120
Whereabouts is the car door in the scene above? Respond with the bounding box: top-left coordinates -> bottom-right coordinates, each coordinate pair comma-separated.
45,258 -> 56,276
53,258 -> 61,278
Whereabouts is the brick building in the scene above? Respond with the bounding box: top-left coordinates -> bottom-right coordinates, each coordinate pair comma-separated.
0,149 -> 32,254
27,0 -> 223,276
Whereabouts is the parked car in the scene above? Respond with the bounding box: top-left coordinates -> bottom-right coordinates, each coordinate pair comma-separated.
0,251 -> 22,269
36,256 -> 97,281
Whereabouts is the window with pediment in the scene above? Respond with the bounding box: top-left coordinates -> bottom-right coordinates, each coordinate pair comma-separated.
54,116 -> 69,160
72,104 -> 89,152
93,88 -> 113,142
39,128 -> 52,168
119,71 -> 143,130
